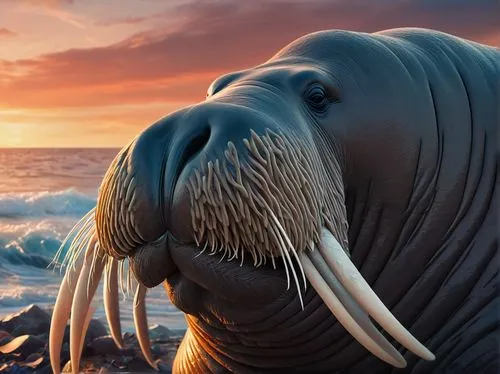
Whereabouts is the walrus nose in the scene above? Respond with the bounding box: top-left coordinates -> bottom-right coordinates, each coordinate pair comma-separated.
166,102 -> 278,242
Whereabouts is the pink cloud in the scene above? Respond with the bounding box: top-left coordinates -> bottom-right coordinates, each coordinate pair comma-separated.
1,0 -> 498,109
22,0 -> 75,8
0,28 -> 17,38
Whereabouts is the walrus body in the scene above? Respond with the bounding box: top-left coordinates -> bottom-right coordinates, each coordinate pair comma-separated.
50,28 -> 498,374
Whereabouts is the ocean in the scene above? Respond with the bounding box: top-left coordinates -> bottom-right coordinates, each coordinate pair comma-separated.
0,148 -> 186,331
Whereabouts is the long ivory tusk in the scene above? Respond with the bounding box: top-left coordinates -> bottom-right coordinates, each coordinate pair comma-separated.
70,242 -> 106,374
103,258 -> 124,349
77,305 -> 96,370
49,243 -> 86,374
133,283 -> 158,370
299,252 -> 407,368
319,228 -> 435,361
307,248 -> 406,367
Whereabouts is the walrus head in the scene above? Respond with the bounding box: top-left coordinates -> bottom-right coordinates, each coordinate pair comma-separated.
49,30 -> 439,373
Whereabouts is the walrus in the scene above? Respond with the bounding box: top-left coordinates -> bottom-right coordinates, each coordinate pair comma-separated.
49,27 -> 498,373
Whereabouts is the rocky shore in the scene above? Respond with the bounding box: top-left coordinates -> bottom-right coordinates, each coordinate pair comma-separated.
0,305 -> 184,373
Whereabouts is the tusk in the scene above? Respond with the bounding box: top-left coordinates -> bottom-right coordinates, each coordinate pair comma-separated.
49,240 -> 86,374
103,258 -> 124,349
133,284 -> 158,370
70,241 -> 106,374
300,251 -> 407,368
306,247 -> 407,367
319,227 -> 435,361
77,305 -> 96,368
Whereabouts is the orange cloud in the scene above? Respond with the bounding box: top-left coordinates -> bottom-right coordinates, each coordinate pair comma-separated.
22,0 -> 75,8
0,28 -> 17,38
1,0 -> 498,111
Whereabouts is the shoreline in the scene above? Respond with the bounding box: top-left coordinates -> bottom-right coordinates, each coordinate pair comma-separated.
0,304 -> 185,373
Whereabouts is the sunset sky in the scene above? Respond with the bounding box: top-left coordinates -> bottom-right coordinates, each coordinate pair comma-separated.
0,0 -> 498,148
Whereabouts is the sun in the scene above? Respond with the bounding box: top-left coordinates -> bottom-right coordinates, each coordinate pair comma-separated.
0,122 -> 24,147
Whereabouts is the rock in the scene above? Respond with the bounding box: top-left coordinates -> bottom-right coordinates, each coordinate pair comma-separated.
151,343 -> 162,356
150,341 -> 179,358
24,352 -> 42,363
123,332 -> 135,345
0,305 -> 50,337
0,304 -> 183,373
33,365 -> 52,374
1,362 -> 30,374
85,319 -> 107,342
110,359 -> 128,370
89,335 -> 130,357
148,324 -> 172,341
0,335 -> 45,358
0,330 -> 12,346
157,361 -> 172,373
35,332 -> 48,342
125,357 -> 155,372
19,353 -> 44,369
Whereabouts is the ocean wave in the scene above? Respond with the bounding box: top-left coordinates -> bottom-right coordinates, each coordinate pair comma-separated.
0,189 -> 96,218
0,283 -> 58,308
0,222 -> 64,268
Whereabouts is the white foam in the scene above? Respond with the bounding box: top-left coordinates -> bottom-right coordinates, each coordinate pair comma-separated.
0,189 -> 96,218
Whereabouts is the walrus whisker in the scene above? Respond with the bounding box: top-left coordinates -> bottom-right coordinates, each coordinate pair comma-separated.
299,250 -> 407,368
240,246 -> 245,267
277,243 -> 291,291
103,257 -> 124,349
127,260 -> 135,295
273,225 -> 304,310
117,259 -> 125,297
228,243 -> 239,262
270,253 -> 276,269
60,219 -> 97,296
117,259 -> 135,298
64,220 -> 93,266
64,217 -> 96,274
50,208 -> 96,271
218,247 -> 228,264
193,241 -> 209,260
133,283 -> 158,370
268,209 -> 307,292
318,228 -> 435,361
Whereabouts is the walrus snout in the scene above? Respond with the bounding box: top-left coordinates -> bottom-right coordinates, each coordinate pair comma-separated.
93,100 -> 291,288
95,101 -> 285,258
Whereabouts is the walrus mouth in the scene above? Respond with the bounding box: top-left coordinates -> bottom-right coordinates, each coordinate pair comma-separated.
49,130 -> 435,373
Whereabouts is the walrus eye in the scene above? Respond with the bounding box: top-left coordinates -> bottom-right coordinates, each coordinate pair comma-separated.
305,85 -> 329,111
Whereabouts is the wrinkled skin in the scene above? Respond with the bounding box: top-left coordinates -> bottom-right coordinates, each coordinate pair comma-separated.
97,28 -> 499,373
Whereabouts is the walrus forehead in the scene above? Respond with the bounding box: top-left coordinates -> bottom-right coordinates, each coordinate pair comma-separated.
208,57 -> 338,99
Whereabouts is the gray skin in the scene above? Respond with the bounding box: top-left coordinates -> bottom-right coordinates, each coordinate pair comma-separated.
98,28 -> 498,373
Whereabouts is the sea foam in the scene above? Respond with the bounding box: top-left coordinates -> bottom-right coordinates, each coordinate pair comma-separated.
0,189 -> 96,218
